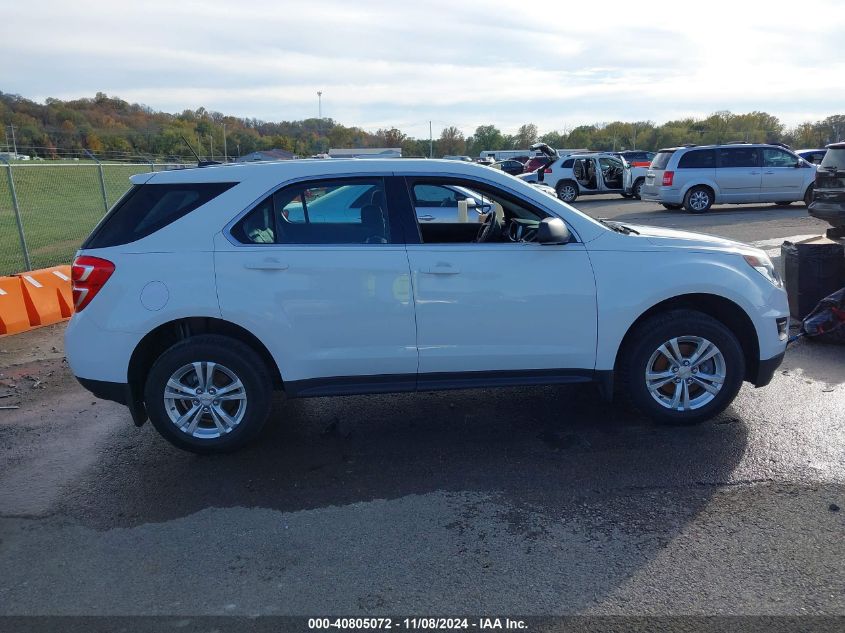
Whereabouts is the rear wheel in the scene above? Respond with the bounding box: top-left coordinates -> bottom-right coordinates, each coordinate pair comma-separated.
618,310 -> 745,425
684,186 -> 713,213
662,203 -> 683,210
144,335 -> 273,453
556,180 -> 579,203
632,178 -> 645,200
804,184 -> 815,206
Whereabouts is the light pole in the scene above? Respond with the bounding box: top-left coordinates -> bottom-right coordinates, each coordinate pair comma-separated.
317,91 -> 322,121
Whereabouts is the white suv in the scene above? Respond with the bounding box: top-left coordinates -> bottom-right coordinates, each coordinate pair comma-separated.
66,159 -> 789,453
520,151 -> 644,202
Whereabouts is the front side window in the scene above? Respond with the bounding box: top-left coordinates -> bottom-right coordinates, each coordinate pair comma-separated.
413,184 -> 461,207
719,147 -> 760,168
231,178 -> 390,245
763,148 -> 799,168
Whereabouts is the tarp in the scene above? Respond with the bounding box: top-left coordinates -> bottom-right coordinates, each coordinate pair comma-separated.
803,286 -> 845,337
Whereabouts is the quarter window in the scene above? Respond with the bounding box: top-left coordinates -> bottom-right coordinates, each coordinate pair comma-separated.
677,149 -> 716,169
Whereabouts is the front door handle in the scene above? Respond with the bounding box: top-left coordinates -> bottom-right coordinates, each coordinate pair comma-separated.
764,171 -> 775,174
244,258 -> 289,271
418,214 -> 436,222
750,171 -> 760,175
422,264 -> 461,275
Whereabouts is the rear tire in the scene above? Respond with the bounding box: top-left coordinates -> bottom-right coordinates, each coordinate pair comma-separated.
556,180 -> 579,203
618,310 -> 745,425
804,184 -> 815,207
144,335 -> 273,454
662,203 -> 683,210
632,178 -> 645,200
684,186 -> 714,213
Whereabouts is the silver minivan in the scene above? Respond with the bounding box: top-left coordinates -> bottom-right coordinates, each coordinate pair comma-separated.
640,144 -> 816,212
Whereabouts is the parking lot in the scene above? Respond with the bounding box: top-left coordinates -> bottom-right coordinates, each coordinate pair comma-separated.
1,197 -> 843,618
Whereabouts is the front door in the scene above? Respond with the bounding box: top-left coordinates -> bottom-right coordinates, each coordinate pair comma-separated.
215,176 -> 417,393
401,177 -> 597,382
761,147 -> 808,201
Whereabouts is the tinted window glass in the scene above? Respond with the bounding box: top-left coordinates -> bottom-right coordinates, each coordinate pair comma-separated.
820,148 -> 845,170
763,148 -> 799,168
651,152 -> 674,170
561,158 -> 574,168
718,147 -> 760,168
232,178 -> 390,245
84,182 -> 236,248
413,184 -> 460,206
677,149 -> 716,169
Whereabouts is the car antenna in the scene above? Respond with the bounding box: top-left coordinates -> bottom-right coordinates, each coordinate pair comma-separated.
181,135 -> 221,167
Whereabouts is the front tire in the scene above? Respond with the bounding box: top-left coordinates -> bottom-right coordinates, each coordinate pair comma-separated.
618,310 -> 745,425
684,186 -> 713,213
804,184 -> 814,207
632,178 -> 645,200
144,335 -> 273,453
556,180 -> 579,203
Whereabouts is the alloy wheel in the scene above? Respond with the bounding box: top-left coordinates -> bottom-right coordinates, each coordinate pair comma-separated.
644,336 -> 726,411
163,361 -> 248,438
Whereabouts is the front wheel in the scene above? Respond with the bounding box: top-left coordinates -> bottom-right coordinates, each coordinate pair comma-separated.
556,180 -> 579,203
804,184 -> 814,207
144,335 -> 273,453
618,310 -> 745,425
632,178 -> 644,200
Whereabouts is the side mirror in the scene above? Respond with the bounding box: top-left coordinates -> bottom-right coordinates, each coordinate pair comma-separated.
536,217 -> 571,244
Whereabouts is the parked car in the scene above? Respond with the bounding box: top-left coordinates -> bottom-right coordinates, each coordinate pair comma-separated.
523,155 -> 555,173
797,149 -> 827,165
66,159 -> 789,453
442,155 -> 473,162
808,142 -> 845,236
520,150 -> 639,202
490,159 -> 525,176
640,144 -> 817,213
616,151 -> 656,168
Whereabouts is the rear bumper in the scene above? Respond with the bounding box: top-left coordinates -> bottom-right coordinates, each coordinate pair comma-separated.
640,186 -> 683,204
753,351 -> 785,388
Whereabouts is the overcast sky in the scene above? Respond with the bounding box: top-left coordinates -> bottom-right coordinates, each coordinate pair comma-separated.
3,0 -> 844,138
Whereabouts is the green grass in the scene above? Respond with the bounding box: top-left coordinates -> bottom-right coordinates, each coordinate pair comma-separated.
0,164 -> 164,275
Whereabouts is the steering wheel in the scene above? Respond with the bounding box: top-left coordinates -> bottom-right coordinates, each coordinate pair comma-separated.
507,221 -> 538,243
476,210 -> 502,243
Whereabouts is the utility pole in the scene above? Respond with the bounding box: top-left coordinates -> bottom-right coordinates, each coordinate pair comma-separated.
210,134 -> 214,160
317,91 -> 323,153
9,125 -> 18,157
222,123 -> 228,163
429,121 -> 433,158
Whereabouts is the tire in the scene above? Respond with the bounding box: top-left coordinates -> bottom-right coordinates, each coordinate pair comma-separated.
662,203 -> 683,210
144,335 -> 273,454
804,184 -> 815,207
632,178 -> 645,200
617,310 -> 745,425
684,186 -> 713,213
555,180 -> 579,203
774,201 -> 793,207
621,193 -> 634,199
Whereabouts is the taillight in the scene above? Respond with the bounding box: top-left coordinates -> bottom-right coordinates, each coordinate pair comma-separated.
71,256 -> 115,311
544,168 -> 553,173
662,171 -> 674,186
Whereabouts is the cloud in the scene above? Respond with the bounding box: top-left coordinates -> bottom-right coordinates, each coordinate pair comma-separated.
3,0 -> 844,138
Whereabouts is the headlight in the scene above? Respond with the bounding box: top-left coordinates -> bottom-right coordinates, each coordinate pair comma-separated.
743,253 -> 783,288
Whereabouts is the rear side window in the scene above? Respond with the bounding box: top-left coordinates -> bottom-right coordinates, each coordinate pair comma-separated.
718,147 -> 760,168
650,152 -> 674,170
820,148 -> 845,170
84,182 -> 236,248
561,158 -> 575,168
677,149 -> 716,169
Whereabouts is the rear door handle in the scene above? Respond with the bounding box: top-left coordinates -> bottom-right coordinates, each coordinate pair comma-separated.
422,264 -> 460,275
750,171 -> 760,175
764,171 -> 775,174
244,258 -> 289,271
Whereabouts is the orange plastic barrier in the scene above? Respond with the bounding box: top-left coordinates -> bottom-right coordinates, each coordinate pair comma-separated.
16,270 -> 65,327
29,265 -> 74,318
0,276 -> 31,335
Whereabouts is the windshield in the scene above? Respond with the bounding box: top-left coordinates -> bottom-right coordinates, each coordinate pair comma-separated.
820,148 -> 845,171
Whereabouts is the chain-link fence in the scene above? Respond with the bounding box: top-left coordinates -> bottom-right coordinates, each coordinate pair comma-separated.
0,161 -> 191,275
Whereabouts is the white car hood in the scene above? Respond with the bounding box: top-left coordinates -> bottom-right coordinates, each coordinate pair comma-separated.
621,223 -> 758,253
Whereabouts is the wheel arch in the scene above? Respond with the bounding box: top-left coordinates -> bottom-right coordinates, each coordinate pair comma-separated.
614,293 -> 759,383
128,317 -> 284,419
680,180 -> 719,203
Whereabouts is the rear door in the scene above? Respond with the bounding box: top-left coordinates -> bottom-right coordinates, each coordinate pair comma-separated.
642,150 -> 674,197
761,147 -> 807,201
215,176 -> 418,392
716,147 -> 762,202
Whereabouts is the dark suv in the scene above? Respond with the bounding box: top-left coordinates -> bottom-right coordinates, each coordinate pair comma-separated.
808,142 -> 845,237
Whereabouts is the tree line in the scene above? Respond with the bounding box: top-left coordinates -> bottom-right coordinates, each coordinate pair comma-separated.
1,91 -> 843,162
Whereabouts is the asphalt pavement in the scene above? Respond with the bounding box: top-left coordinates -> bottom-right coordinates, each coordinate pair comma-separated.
0,197 -> 843,624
